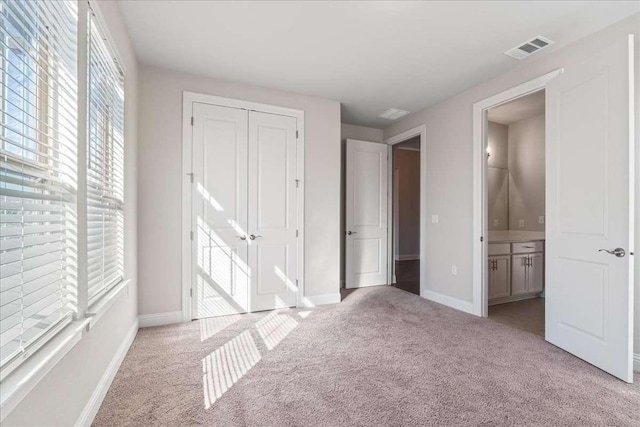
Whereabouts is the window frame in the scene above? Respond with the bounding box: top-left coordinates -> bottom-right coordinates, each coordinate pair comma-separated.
0,0 -> 130,418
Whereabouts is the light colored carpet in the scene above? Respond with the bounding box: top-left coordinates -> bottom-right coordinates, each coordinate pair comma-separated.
94,287 -> 640,426
489,297 -> 545,337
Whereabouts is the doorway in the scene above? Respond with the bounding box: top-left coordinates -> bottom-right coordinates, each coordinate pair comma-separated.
344,125 -> 426,292
473,35 -> 635,383
391,137 -> 421,295
484,90 -> 546,336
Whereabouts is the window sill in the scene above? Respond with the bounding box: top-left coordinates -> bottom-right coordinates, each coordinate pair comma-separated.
86,279 -> 131,329
0,318 -> 90,422
0,280 -> 132,422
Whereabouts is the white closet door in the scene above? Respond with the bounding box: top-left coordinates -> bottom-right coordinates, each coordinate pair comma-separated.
248,111 -> 299,312
345,139 -> 388,288
545,36 -> 635,382
192,102 -> 249,318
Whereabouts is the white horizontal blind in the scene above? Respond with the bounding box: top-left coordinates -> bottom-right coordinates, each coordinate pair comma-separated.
86,9 -> 124,303
0,0 -> 78,373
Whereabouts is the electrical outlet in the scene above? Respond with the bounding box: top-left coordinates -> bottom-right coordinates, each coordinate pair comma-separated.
451,265 -> 457,275
519,219 -> 525,228
538,216 -> 544,224
431,215 -> 439,224
493,219 -> 499,227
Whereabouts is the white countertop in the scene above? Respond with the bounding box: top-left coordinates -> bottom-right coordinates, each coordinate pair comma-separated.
488,230 -> 545,243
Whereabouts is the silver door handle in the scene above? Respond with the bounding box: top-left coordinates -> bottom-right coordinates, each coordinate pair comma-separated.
249,234 -> 262,240
236,235 -> 246,241
347,231 -> 357,235
598,248 -> 626,258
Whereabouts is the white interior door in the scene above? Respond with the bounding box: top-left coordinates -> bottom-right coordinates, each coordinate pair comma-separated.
248,111 -> 299,311
346,139 -> 388,288
545,36 -> 635,382
192,102 -> 250,318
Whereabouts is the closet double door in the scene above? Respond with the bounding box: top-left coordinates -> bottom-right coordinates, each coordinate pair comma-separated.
191,102 -> 299,318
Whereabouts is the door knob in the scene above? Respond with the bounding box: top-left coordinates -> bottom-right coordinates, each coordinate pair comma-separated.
249,234 -> 262,240
347,231 -> 357,235
236,235 -> 246,241
598,248 -> 626,258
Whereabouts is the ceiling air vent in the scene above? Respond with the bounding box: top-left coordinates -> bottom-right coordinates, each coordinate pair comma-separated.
378,108 -> 410,120
505,36 -> 554,60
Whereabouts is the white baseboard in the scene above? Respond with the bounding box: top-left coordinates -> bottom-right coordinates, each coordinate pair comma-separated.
75,320 -> 138,427
634,353 -> 640,373
138,311 -> 183,328
421,289 -> 475,315
395,254 -> 420,261
301,293 -> 341,307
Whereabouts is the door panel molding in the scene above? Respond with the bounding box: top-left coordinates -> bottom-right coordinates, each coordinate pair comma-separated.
345,139 -> 388,288
545,36 -> 634,382
182,92 -> 305,322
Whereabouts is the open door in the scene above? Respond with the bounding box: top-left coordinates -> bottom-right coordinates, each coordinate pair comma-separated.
545,36 -> 635,382
345,139 -> 388,288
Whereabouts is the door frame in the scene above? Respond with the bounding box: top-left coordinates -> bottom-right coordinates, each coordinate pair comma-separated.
384,125 -> 427,296
181,91 -> 305,322
471,69 -> 563,317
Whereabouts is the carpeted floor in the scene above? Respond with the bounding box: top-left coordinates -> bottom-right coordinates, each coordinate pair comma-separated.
94,287 -> 640,426
489,297 -> 545,337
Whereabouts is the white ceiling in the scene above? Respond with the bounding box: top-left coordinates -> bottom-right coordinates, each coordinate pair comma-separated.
488,90 -> 545,125
118,1 -> 639,128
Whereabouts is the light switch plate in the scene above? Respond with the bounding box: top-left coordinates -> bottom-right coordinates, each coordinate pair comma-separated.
519,219 -> 525,228
431,215 -> 439,224
451,265 -> 457,275
538,216 -> 544,224
493,219 -> 499,227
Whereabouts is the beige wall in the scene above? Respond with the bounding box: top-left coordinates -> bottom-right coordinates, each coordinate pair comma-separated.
341,123 -> 384,143
508,114 -> 545,232
394,148 -> 421,259
4,1 -> 139,425
340,123 -> 384,284
138,66 -> 341,314
383,14 -> 640,355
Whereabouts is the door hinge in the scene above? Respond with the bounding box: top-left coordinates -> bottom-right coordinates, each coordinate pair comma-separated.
296,279 -> 299,287
190,288 -> 193,297
191,117 -> 194,126
295,179 -> 299,188
480,236 -> 484,242
296,130 -> 299,139
187,172 -> 194,183
190,231 -> 194,241
296,229 -> 299,237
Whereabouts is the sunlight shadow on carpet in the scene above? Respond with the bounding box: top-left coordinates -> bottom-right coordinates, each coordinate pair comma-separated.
202,330 -> 261,408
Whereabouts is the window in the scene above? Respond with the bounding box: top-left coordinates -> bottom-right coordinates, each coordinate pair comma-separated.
86,10 -> 124,303
0,0 -> 78,374
0,0 -> 126,379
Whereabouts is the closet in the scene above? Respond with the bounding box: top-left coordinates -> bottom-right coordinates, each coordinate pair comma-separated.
189,101 -> 301,319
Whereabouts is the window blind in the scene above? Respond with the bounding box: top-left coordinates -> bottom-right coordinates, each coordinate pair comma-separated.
86,10 -> 124,304
0,0 -> 78,373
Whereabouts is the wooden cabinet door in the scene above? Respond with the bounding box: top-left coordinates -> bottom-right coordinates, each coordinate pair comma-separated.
488,255 -> 510,299
511,254 -> 529,296
527,253 -> 544,293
